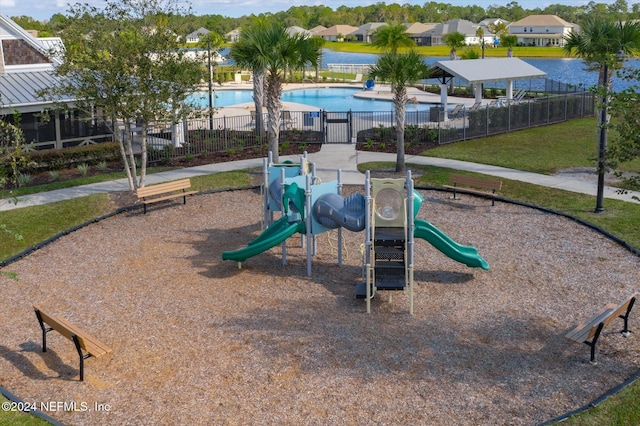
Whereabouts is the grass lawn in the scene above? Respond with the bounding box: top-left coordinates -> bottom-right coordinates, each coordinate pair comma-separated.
0,119 -> 638,424
324,42 -> 571,58
0,395 -> 48,425
423,117 -> 640,176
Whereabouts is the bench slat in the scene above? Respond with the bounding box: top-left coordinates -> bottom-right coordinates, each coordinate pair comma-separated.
140,191 -> 197,205
54,316 -> 112,357
34,306 -> 111,357
565,304 -> 615,342
136,178 -> 192,198
135,179 -> 195,213
445,174 -> 502,206
449,174 -> 502,191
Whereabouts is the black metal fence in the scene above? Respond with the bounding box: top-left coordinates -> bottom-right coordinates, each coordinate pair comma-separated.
144,91 -> 595,163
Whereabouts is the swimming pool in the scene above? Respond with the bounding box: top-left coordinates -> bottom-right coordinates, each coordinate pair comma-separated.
189,87 -> 432,112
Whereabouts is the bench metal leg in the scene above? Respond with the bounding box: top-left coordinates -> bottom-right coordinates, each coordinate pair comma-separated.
72,334 -> 91,381
586,322 -> 605,364
619,297 -> 636,337
34,309 -> 52,353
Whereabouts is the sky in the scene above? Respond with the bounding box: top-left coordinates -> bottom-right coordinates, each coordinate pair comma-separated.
0,0 -> 616,22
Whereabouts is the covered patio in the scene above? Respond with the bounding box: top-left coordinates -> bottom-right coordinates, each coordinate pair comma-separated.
428,57 -> 547,119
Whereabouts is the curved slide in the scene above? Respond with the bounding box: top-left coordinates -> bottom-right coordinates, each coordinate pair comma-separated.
414,219 -> 489,270
222,216 -> 305,263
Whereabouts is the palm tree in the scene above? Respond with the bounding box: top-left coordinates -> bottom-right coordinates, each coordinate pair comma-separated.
442,31 -> 466,93
368,51 -> 429,172
199,31 -> 224,130
500,35 -> 519,57
443,31 -> 466,60
231,21 -> 321,163
563,18 -> 640,212
371,24 -> 415,53
231,20 -> 269,138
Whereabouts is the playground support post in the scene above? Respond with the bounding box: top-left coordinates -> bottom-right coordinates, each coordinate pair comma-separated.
407,170 -> 415,316
365,171 -> 372,313
305,174 -> 313,277
337,169 -> 343,267
262,158 -> 270,229
280,168 -> 287,266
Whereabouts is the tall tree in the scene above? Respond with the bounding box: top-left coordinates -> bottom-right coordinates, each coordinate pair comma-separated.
371,23 -> 415,54
608,74 -> 640,195
368,51 -> 429,172
500,34 -> 519,57
443,31 -> 466,92
199,31 -> 224,130
563,17 -> 640,211
45,0 -> 205,189
231,20 -> 321,163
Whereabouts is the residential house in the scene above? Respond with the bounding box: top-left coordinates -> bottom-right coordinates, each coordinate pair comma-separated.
317,25 -> 358,42
186,27 -> 210,43
351,22 -> 387,42
286,26 -> 313,38
508,15 -> 575,47
410,19 -> 492,47
0,14 -> 111,150
225,27 -> 241,43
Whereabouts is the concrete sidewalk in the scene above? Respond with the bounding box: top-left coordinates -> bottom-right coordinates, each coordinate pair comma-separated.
1,144 -> 638,211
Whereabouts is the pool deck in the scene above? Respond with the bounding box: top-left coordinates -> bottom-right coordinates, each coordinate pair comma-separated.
208,82 -> 481,117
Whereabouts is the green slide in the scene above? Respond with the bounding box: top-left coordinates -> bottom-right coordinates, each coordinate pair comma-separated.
414,219 -> 490,270
222,216 -> 305,263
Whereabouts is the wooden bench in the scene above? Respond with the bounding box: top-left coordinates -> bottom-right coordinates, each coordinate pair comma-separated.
136,178 -> 197,214
444,174 -> 502,206
34,305 -> 112,381
565,293 -> 637,364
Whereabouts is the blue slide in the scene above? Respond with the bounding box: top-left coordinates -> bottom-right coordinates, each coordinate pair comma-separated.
413,219 -> 489,270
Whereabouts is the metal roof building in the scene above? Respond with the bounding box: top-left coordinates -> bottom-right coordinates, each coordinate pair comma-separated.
429,57 -> 547,107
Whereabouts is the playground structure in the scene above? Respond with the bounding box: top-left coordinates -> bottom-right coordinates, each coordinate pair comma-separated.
221,155 -> 489,314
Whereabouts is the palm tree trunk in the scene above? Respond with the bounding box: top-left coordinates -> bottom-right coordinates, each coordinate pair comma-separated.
266,74 -> 283,164
252,70 -> 266,137
394,86 -> 408,172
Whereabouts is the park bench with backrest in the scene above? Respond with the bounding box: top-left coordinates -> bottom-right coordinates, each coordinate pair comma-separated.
565,293 -> 637,364
33,305 -> 112,381
136,178 -> 196,214
444,174 -> 502,206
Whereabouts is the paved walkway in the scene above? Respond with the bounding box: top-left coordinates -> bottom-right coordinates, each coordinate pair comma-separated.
1,144 -> 638,211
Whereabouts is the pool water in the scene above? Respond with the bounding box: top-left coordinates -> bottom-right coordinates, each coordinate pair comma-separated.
189,87 -> 433,112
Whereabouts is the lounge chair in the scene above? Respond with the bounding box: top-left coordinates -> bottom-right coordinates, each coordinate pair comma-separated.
281,110 -> 297,129
351,73 -> 363,84
513,89 -> 527,103
449,104 -> 464,119
469,102 -> 481,112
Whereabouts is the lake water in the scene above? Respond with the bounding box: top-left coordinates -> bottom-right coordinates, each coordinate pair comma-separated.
320,49 -> 640,92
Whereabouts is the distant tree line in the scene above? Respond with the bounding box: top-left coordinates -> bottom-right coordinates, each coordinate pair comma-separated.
12,0 -> 640,38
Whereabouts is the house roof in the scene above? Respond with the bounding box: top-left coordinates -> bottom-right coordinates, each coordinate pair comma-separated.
0,14 -> 62,68
510,15 -> 573,28
286,26 -> 313,38
187,27 -> 210,38
421,19 -> 481,37
430,57 -> 546,84
352,22 -> 387,35
317,25 -> 359,36
0,70 -> 72,110
403,22 -> 435,34
309,25 -> 327,34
